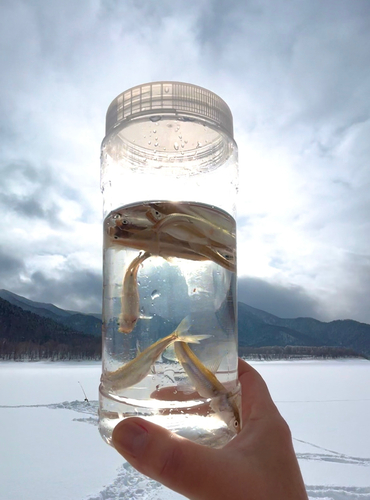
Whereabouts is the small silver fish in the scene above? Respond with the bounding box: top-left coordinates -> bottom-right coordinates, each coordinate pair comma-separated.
153,212 -> 235,249
151,213 -> 235,272
174,341 -> 241,434
102,317 -> 210,392
118,251 -> 151,334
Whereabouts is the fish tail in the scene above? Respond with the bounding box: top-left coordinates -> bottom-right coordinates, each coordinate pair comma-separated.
174,316 -> 211,344
178,334 -> 212,344
174,315 -> 192,336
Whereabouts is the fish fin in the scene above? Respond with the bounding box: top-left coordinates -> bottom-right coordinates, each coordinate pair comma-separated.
201,354 -> 223,373
174,316 -> 212,343
163,335 -> 212,363
175,315 -> 192,336
178,334 -> 212,344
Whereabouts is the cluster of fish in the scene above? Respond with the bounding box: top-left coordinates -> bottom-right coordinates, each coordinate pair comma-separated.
105,201 -> 236,334
106,201 -> 236,270
102,202 -> 240,434
102,316 -> 241,434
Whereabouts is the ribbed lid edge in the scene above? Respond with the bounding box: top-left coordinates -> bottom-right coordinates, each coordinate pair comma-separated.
105,81 -> 233,138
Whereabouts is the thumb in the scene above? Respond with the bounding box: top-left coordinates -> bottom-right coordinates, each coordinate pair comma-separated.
112,417 -> 231,499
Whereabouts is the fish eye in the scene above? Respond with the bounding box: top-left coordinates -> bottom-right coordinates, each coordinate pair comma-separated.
122,219 -> 128,224
234,420 -> 239,428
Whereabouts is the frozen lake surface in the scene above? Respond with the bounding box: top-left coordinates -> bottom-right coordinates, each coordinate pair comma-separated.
0,359 -> 369,500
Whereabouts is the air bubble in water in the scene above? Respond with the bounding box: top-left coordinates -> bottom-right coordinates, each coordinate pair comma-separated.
151,290 -> 161,300
174,142 -> 179,150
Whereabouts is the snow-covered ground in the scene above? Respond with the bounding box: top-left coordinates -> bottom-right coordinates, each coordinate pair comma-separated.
0,359 -> 369,500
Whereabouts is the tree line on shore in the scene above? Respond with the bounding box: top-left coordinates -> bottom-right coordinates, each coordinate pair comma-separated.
0,339 -> 101,361
4,343 -> 365,362
239,345 -> 367,360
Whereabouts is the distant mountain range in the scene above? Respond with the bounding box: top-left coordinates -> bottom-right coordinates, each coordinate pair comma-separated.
0,289 -> 369,359
0,294 -> 101,361
238,303 -> 370,359
0,289 -> 101,336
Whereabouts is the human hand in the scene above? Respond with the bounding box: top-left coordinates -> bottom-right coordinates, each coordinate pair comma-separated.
112,359 -> 308,500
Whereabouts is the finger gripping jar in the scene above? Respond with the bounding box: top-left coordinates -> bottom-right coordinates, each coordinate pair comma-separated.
99,81 -> 240,448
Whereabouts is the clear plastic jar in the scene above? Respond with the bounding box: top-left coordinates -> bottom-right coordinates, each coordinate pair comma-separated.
99,81 -> 240,448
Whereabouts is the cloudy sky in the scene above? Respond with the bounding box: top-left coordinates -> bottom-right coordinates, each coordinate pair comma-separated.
1,0 -> 369,323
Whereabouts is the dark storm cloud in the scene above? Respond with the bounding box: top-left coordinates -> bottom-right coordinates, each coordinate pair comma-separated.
0,192 -> 61,221
333,252 -> 370,324
0,161 -> 43,183
196,0 -> 243,46
20,268 -> 103,314
0,160 -> 87,225
0,160 -> 82,200
0,248 -> 24,278
238,276 -> 324,320
0,161 -> 61,224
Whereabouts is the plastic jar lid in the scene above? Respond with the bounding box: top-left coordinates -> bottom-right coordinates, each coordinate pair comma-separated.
105,81 -> 233,139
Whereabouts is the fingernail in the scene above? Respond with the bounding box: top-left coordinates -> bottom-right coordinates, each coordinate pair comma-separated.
112,420 -> 148,458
